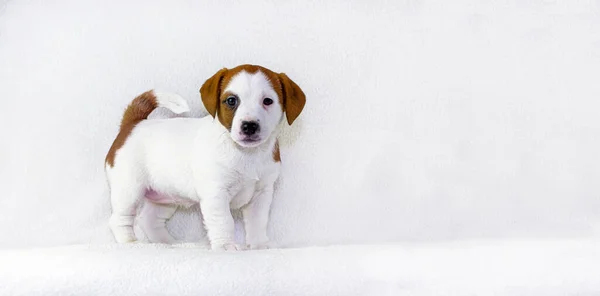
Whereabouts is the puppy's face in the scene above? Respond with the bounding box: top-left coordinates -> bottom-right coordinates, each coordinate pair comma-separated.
200,65 -> 305,148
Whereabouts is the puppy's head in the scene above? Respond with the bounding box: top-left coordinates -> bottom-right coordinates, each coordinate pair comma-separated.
200,65 -> 305,148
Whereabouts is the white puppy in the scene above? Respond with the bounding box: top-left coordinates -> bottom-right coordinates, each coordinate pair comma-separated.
105,64 -> 305,250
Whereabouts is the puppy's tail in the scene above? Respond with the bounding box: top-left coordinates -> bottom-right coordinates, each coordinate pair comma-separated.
119,90 -> 190,129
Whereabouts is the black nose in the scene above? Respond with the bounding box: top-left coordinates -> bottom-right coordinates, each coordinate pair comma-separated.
241,121 -> 259,136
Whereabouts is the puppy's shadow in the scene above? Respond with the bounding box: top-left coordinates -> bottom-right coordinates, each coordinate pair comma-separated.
165,204 -> 209,244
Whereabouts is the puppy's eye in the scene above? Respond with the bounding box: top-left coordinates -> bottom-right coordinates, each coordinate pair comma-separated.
263,98 -> 273,106
225,96 -> 237,107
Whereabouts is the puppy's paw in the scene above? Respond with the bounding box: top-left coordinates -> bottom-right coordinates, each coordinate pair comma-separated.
211,243 -> 247,251
224,243 -> 246,251
111,228 -> 137,243
247,241 -> 275,250
116,238 -> 138,244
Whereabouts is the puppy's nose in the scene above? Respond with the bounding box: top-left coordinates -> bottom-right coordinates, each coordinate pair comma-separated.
241,121 -> 259,136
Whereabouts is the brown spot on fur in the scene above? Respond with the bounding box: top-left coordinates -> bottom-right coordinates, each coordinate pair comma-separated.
278,73 -> 306,125
200,68 -> 227,119
273,140 -> 281,162
105,90 -> 158,167
217,91 -> 238,130
199,64 -> 306,128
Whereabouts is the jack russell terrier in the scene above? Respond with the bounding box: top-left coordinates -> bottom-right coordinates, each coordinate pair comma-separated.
104,64 -> 305,250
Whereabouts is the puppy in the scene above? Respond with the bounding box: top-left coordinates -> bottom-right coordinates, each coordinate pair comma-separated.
104,64 -> 305,250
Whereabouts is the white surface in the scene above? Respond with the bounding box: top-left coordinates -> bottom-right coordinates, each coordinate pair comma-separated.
1,0 -> 600,249
1,239 -> 599,295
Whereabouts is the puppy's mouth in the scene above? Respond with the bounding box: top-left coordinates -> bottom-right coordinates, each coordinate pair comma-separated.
237,136 -> 262,147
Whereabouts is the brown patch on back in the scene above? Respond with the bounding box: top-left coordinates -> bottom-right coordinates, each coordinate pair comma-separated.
273,140 -> 281,162
105,90 -> 158,167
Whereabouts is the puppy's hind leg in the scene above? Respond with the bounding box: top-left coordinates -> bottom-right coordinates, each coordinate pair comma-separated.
138,200 -> 178,244
108,181 -> 144,243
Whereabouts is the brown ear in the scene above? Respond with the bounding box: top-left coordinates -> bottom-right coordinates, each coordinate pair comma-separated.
278,73 -> 306,125
200,68 -> 228,118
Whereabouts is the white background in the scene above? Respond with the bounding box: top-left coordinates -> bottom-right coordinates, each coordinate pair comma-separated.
0,0 -> 599,248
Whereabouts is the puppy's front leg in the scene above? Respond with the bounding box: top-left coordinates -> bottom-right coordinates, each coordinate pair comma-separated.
243,182 -> 275,250
199,195 -> 244,251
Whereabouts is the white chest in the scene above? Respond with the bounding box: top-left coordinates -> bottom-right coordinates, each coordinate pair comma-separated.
229,178 -> 257,209
192,128 -> 280,206
225,159 -> 263,203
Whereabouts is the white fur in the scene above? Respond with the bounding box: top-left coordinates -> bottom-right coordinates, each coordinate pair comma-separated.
106,73 -> 283,250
